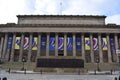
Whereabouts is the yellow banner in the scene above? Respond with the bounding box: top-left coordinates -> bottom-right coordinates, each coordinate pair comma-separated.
85,38 -> 90,50
15,37 -> 20,49
102,38 -> 108,50
32,37 -> 37,50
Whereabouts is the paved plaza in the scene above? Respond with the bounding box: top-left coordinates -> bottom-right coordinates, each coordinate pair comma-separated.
0,70 -> 119,80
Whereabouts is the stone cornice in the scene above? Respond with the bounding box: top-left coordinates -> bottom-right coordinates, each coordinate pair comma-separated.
17,15 -> 106,18
0,24 -> 120,28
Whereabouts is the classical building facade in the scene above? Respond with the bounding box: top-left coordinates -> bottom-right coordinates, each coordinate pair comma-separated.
0,15 -> 120,63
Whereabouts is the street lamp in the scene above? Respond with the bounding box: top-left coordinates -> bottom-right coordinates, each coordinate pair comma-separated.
21,57 -> 25,71
96,59 -> 100,71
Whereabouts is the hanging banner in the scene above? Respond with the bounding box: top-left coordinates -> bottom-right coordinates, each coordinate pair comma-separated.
67,37 -> 73,51
7,37 -> 13,50
58,37 -> 64,50
41,37 -> 46,50
50,37 -> 55,50
76,37 -> 81,50
102,38 -> 108,50
110,38 -> 115,51
23,37 -> 29,50
85,37 -> 90,50
15,37 -> 21,49
93,38 -> 98,50
32,37 -> 37,50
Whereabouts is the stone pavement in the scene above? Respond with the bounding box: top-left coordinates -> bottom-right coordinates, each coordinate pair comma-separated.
0,70 -> 120,80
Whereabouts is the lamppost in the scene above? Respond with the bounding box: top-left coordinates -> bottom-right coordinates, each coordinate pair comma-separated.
21,57 -> 25,71
96,59 -> 100,71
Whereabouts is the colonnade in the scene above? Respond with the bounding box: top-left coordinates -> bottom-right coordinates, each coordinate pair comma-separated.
0,33 -> 120,63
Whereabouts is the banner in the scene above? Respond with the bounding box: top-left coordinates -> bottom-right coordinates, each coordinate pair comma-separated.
23,37 -> 29,50
76,37 -> 81,50
67,37 -> 72,51
93,38 -> 98,50
50,37 -> 55,50
58,37 -> 64,50
32,37 -> 37,50
85,37 -> 90,50
102,38 -> 108,50
41,37 -> 46,50
15,37 -> 21,49
7,37 -> 13,50
110,38 -> 115,51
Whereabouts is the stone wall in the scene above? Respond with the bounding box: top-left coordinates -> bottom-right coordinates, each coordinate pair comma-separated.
17,15 -> 106,25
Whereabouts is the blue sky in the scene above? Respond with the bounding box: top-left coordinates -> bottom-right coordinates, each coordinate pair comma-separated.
0,0 -> 120,25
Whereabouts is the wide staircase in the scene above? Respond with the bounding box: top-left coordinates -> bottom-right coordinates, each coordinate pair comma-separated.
1,62 -> 119,74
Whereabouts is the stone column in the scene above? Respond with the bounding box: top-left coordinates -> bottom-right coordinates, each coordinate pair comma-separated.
90,33 -> 94,63
98,33 -> 103,63
73,33 -> 76,56
46,33 -> 50,56
0,36 -> 4,58
10,33 -> 16,62
64,33 -> 67,56
106,34 -> 112,63
81,33 -> 85,62
114,34 -> 119,62
2,33 -> 8,59
36,33 -> 41,60
55,33 -> 58,56
28,33 -> 32,62
19,33 -> 24,62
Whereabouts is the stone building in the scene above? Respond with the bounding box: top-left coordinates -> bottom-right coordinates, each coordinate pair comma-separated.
0,15 -> 120,63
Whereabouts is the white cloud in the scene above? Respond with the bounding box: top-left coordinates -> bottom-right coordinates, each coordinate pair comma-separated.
0,0 -> 120,25
106,14 -> 120,25
0,0 -> 27,23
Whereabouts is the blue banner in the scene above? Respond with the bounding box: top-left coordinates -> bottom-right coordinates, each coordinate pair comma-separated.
76,37 -> 81,50
110,38 -> 115,51
50,37 -> 55,50
41,37 -> 46,50
7,37 -> 13,50
58,37 -> 64,50
67,37 -> 73,51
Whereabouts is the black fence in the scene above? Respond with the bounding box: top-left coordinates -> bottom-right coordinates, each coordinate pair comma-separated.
37,58 -> 84,68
